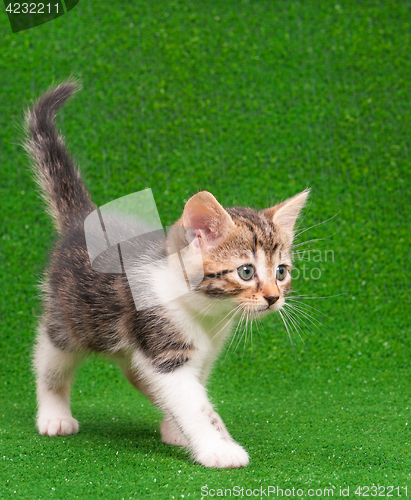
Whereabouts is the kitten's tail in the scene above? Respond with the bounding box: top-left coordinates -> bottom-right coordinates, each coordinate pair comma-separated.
25,80 -> 94,234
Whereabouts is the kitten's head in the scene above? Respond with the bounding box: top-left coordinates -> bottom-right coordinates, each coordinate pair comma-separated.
177,189 -> 309,315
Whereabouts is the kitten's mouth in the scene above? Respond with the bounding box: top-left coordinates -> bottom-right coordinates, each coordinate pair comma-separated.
237,299 -> 284,315
262,302 -> 283,313
252,305 -> 273,315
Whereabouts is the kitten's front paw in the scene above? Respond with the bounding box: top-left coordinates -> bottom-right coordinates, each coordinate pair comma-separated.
37,416 -> 79,436
195,440 -> 249,469
161,417 -> 188,447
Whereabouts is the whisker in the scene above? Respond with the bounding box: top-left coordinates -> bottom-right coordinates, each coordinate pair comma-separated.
292,234 -> 337,249
235,308 -> 248,354
294,212 -> 340,239
284,303 -> 321,341
253,313 -> 263,342
242,308 -> 249,361
286,293 -> 346,300
281,306 -> 306,345
287,304 -> 328,334
225,308 -> 246,357
284,302 -> 327,338
209,304 -> 241,334
234,308 -> 249,354
189,296 -> 237,322
290,304 -> 327,342
286,298 -> 332,321
210,305 -> 242,341
191,301 -> 215,320
250,313 -> 254,358
230,312 -> 246,356
278,310 -> 295,352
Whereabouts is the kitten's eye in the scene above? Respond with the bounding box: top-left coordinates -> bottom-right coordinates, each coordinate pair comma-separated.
237,264 -> 255,281
276,265 -> 287,281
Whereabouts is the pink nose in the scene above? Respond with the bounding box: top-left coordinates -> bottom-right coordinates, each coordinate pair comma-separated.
265,295 -> 279,306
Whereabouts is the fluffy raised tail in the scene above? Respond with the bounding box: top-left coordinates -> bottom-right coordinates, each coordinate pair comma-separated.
25,80 -> 94,234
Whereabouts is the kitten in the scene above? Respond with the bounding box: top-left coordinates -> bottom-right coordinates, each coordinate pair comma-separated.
26,81 -> 309,469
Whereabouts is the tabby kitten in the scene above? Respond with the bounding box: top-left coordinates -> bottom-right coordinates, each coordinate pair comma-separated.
26,81 -> 309,469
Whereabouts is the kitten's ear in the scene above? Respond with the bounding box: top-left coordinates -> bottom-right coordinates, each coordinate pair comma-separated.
263,189 -> 309,236
180,191 -> 235,249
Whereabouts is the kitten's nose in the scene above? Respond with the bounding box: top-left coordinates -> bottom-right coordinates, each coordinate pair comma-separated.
265,295 -> 279,306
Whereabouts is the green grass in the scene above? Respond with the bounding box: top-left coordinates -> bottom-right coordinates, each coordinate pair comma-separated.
1,0 -> 411,498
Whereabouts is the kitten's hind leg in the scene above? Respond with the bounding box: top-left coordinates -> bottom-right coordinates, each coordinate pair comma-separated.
119,362 -> 188,447
34,325 -> 83,436
160,415 -> 189,447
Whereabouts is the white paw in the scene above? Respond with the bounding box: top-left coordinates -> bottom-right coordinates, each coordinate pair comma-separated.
37,416 -> 79,436
161,418 -> 188,447
195,440 -> 249,468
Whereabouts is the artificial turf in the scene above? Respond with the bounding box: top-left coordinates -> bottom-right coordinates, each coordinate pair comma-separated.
1,0 -> 410,498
